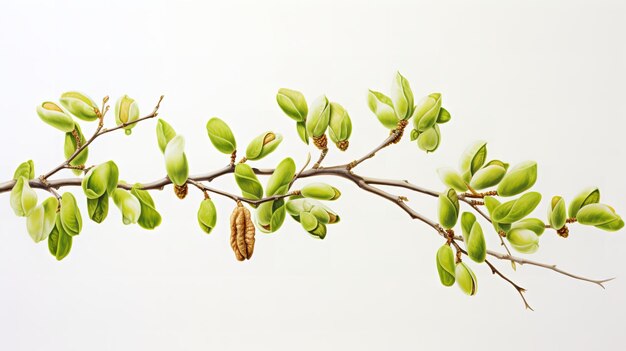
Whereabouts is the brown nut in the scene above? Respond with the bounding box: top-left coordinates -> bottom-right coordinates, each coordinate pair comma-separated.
229,202 -> 255,261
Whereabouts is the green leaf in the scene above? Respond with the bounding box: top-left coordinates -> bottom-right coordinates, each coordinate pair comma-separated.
436,107 -> 451,124
511,218 -> 546,236
438,189 -> 459,230
460,212 -> 476,244
507,228 -> 539,254
455,262 -> 477,296
459,141 -> 487,177
60,91 -> 99,121
266,158 -> 296,196
492,192 -> 542,224
112,189 -> 141,225
467,222 -> 486,263
301,182 -> 341,201
245,132 -> 283,160
391,71 -> 415,120
60,192 -> 82,236
87,194 -> 109,224
13,160 -> 35,180
305,95 -> 331,138
197,198 -> 217,234
367,90 -> 398,129
48,217 -> 72,261
206,117 -> 237,154
234,163 -> 263,201
131,186 -> 162,230
469,164 -> 506,190
10,176 -> 38,217
296,121 -> 309,145
568,187 -> 600,218
437,167 -> 468,192
164,135 -> 189,186
416,124 -> 441,152
484,196 -> 511,233
413,93 -> 441,131
37,101 -> 75,132
156,119 -> 177,154
548,196 -> 567,230
497,161 -> 538,197
26,197 -> 58,243
276,88 -> 308,122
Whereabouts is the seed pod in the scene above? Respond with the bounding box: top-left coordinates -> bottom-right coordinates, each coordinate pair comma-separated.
64,125 -> 89,175
256,199 -> 286,233
577,204 -> 624,231
197,198 -> 217,234
437,167 -> 469,192
484,196 -> 511,233
470,162 -> 507,190
87,194 -> 109,224
131,186 -> 162,230
156,119 -> 177,154
437,107 -> 451,124
296,121 -> 309,145
114,95 -> 140,135
26,197 -> 58,243
467,222 -> 486,263
36,101 -> 75,132
245,131 -> 283,160
59,192 -> 82,236
497,161 -> 538,197
10,176 -> 38,217
13,160 -> 35,180
306,95 -> 331,138
111,189 -> 141,225
507,228 -> 540,254
568,187 -> 600,218
416,124 -> 440,152
48,217 -> 72,261
276,88 -> 308,122
234,163 -> 264,202
511,218 -> 546,236
164,135 -> 189,186
391,72 -> 414,120
413,93 -> 442,131
265,158 -> 296,196
492,192 -> 542,224
436,245 -> 456,287
460,212 -> 477,244
438,189 -> 459,229
286,198 -> 340,233
60,91 -> 99,121
301,182 -> 341,201
548,196 -> 567,230
328,102 -> 352,151
455,262 -> 478,296
459,141 -> 487,179
206,117 -> 237,154
229,204 -> 256,261
367,90 -> 398,129
82,161 -> 119,199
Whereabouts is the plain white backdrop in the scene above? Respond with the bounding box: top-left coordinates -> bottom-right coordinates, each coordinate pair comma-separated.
1,0 -> 625,350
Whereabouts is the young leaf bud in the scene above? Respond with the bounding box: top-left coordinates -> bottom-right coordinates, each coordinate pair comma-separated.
265,158 -> 296,196
467,222 -> 486,263
436,245 -> 456,287
416,124 -> 441,152
256,199 -> 286,233
131,186 -> 162,230
197,198 -> 218,234
245,132 -> 283,161
26,197 -> 58,243
459,141 -> 487,179
437,167 -> 469,192
328,102 -> 352,151
438,189 -> 459,229
437,107 -> 452,124
81,161 -> 119,199
413,93 -> 442,131
577,204 -> 624,231
568,187 -> 600,218
455,262 -> 478,296
548,196 -> 567,230
299,211 -> 327,239
306,95 -> 331,138
64,125 -> 89,175
506,228 -> 540,254
276,88 -> 308,122
234,163 -> 264,202
36,101 -> 75,132
206,117 -> 237,154
492,192 -> 542,224
301,182 -> 341,201
511,218 -> 546,236
60,91 -> 99,121
367,90 -> 399,129
87,194 -> 109,224
497,161 -> 538,197
112,189 -> 141,225
484,196 -> 511,233
59,192 -> 82,236
115,95 -> 140,135
13,160 -> 35,180
391,72 -> 415,120
296,121 -> 309,145
460,212 -> 477,244
48,217 -> 73,261
10,176 -> 38,217
164,135 -> 189,186
156,119 -> 177,154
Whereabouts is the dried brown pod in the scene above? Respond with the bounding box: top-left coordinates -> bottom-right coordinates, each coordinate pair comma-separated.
229,202 -> 255,261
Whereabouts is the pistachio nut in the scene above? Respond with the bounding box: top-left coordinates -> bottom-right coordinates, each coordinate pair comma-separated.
436,244 -> 456,287
276,88 -> 308,122
497,161 -> 537,197
245,131 -> 283,160
206,117 -> 237,154
301,182 -> 341,201
36,101 -> 75,132
115,95 -> 140,135
60,91 -> 99,121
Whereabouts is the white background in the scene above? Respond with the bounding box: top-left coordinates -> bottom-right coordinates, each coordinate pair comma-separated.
1,0 -> 625,350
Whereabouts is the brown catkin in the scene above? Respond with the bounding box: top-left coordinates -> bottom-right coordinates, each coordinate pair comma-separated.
336,140 -> 349,151
174,183 -> 188,199
312,134 -> 328,150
